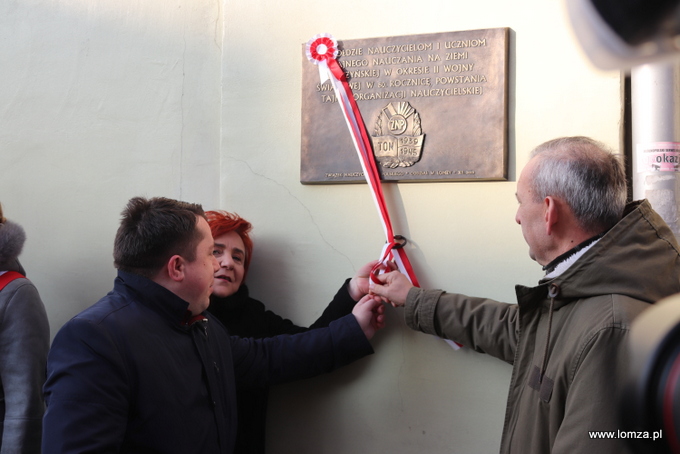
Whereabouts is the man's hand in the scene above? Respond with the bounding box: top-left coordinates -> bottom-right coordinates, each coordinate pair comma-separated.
369,270 -> 413,307
348,260 -> 397,301
351,294 -> 385,340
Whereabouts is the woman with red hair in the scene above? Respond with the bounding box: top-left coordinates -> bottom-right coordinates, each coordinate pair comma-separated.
205,210 -> 377,454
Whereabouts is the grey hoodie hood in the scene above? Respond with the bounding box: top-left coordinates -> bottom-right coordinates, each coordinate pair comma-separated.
0,219 -> 26,273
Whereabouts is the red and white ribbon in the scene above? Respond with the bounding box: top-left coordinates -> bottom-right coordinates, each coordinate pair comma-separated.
305,33 -> 420,286
306,33 -> 461,350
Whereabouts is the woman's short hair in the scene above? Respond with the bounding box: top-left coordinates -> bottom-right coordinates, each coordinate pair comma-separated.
205,211 -> 253,280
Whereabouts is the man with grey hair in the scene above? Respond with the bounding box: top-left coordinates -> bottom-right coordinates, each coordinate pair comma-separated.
370,136 -> 680,453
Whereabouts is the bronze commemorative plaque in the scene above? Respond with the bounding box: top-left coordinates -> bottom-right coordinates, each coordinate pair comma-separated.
300,28 -> 509,183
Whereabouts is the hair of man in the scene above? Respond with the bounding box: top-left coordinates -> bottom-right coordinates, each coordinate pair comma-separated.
529,136 -> 627,234
113,197 -> 206,278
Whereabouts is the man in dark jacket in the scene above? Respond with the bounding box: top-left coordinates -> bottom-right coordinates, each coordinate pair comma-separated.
370,136 -> 680,454
42,197 -> 385,454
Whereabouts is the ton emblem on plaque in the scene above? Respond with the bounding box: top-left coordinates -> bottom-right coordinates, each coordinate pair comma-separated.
371,101 -> 425,169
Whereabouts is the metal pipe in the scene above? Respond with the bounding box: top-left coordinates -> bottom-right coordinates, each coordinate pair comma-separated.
631,61 -> 680,238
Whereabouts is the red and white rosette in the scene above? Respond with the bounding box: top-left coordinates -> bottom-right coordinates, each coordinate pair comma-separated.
306,34 -> 338,82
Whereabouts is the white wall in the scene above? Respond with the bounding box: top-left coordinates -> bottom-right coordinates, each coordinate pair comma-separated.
1,0 -> 222,330
1,0 -> 621,453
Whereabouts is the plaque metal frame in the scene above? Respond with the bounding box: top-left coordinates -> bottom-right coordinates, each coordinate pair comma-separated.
301,28 -> 509,184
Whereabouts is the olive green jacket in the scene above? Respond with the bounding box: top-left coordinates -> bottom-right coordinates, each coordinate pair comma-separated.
404,200 -> 680,454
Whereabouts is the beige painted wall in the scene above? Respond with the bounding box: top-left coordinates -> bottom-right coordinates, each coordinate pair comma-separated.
1,0 -> 621,453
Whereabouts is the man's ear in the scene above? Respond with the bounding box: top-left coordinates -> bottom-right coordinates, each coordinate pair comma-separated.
166,255 -> 185,283
544,196 -> 559,236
